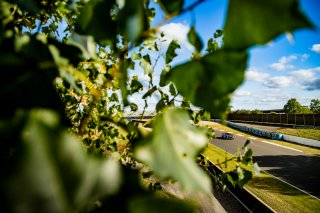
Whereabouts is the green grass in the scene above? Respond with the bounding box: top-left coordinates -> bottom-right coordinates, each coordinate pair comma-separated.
200,121 -> 320,156
276,128 -> 320,141
203,144 -> 320,213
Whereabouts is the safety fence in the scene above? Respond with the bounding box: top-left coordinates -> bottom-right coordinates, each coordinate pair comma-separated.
227,113 -> 320,127
226,121 -> 283,140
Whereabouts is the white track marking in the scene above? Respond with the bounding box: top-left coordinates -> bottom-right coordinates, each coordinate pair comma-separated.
236,134 -> 244,136
260,140 -> 303,153
220,130 -> 224,131
248,137 -> 256,140
209,144 -> 319,201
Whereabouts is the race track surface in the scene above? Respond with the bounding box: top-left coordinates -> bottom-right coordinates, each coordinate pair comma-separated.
210,129 -> 320,198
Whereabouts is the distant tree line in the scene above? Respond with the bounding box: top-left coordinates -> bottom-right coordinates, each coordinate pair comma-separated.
228,98 -> 320,114
283,98 -> 320,114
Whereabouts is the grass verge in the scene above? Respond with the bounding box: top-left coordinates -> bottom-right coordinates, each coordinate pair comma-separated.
203,144 -> 320,213
200,121 -> 320,156
276,128 -> 320,141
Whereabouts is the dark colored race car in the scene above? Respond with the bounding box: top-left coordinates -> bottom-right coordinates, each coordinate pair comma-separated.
221,132 -> 234,140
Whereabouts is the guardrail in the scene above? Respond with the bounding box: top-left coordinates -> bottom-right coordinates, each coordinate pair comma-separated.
226,121 -> 283,140
227,113 -> 320,127
199,154 -> 275,213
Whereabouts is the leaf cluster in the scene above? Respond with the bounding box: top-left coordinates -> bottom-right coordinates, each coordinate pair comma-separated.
0,0 -> 313,212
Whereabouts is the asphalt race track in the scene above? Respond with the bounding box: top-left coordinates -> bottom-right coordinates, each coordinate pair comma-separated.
210,129 -> 320,199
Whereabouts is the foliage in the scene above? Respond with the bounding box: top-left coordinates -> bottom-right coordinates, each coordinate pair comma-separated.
283,98 -> 312,114
230,109 -> 262,114
284,98 -> 302,114
310,99 -> 320,114
0,0 -> 313,212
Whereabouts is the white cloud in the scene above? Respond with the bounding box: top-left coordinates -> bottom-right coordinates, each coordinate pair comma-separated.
269,55 -> 297,71
311,44 -> 320,53
289,69 -> 317,81
263,76 -> 295,88
289,67 -> 320,91
246,69 -> 270,82
246,67 -> 320,90
234,89 -> 251,97
159,22 -> 193,50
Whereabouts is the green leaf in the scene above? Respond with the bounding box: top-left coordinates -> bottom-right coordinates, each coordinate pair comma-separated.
158,0 -> 184,14
166,40 -> 180,64
0,35 -> 69,119
169,49 -> 248,116
11,0 -> 40,14
155,99 -> 166,112
1,110 -> 121,211
134,108 -> 211,194
213,29 -> 223,39
159,65 -> 171,87
118,0 -> 149,42
75,0 -> 117,45
242,139 -> 251,149
169,83 -> 177,97
222,167 -> 252,188
132,52 -> 153,74
146,7 -> 156,24
205,127 -> 215,139
142,86 -> 157,99
241,148 -> 253,165
129,76 -> 143,95
144,36 -> 158,51
206,38 -> 218,53
110,93 -> 119,102
223,0 -> 314,50
188,26 -> 203,52
130,103 -> 138,111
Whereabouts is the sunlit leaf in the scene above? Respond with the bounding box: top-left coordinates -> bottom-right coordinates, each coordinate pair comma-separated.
223,0 -> 313,50
169,49 -> 247,116
241,148 -> 253,165
132,52 -> 153,74
206,38 -> 218,53
110,93 -> 119,102
134,108 -> 211,194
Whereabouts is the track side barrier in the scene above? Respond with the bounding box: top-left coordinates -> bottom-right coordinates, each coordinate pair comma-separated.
225,121 -> 283,140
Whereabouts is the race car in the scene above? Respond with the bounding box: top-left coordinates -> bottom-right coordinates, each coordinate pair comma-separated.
221,132 -> 234,140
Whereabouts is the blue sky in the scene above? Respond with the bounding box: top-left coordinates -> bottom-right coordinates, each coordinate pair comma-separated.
129,0 -> 320,111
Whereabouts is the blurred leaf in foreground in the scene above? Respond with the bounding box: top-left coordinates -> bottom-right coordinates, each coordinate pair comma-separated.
223,0 -> 314,50
134,108 -> 211,195
169,49 -> 247,116
0,109 -> 121,212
